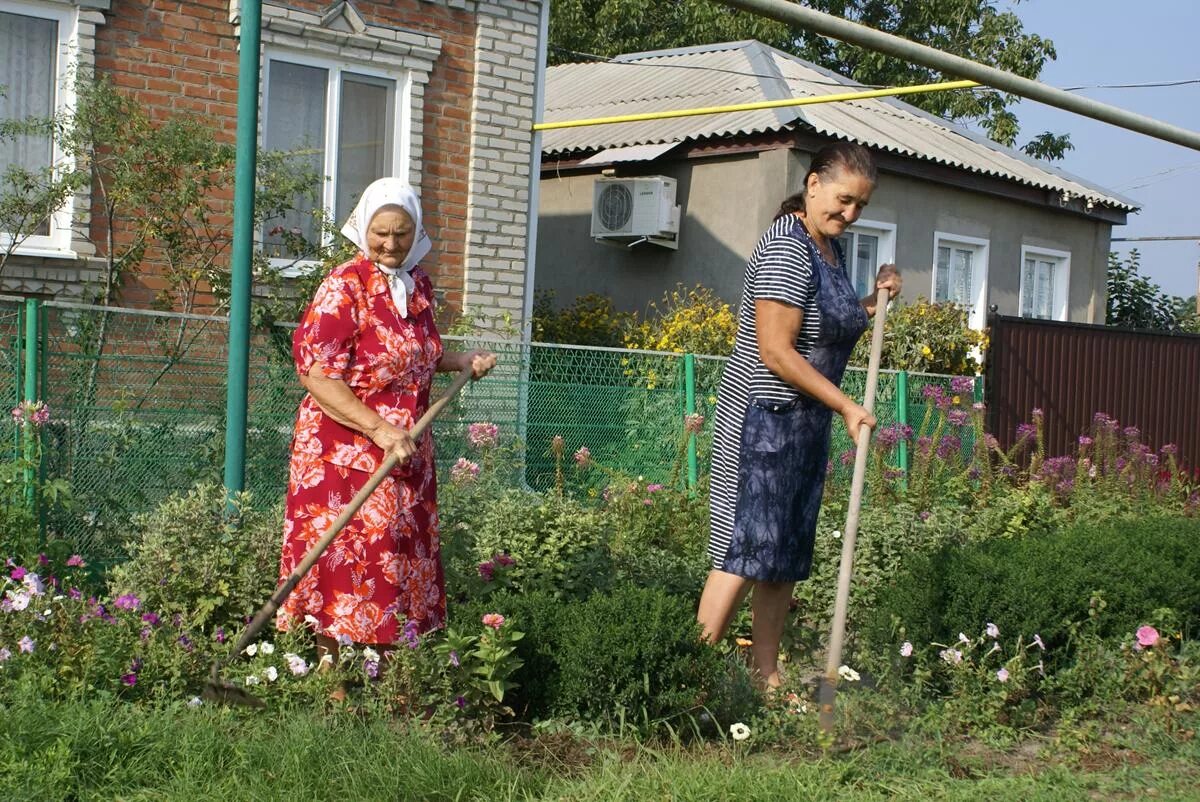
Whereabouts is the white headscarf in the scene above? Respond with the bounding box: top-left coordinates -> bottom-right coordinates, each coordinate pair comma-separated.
340,178 -> 432,318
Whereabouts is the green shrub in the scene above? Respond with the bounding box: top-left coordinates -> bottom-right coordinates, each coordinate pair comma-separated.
467,489 -> 612,598
850,297 -> 986,373
107,483 -> 283,631
868,514 -> 1200,660
551,585 -> 729,725
532,290 -> 631,347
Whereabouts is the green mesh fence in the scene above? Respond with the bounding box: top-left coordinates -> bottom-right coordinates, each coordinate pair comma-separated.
2,299 -> 977,562
1,297 -> 22,462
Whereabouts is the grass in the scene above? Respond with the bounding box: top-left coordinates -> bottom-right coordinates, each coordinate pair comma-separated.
3,696 -> 1198,801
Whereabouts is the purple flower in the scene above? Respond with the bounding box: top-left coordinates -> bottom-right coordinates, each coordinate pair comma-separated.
121,673 -> 138,687
403,620 -> 421,649
0,648 -> 10,661
139,627 -> 152,642
10,566 -> 26,581
455,695 -> 467,709
646,483 -> 664,493
142,612 -> 161,627
1015,423 -> 1036,442
1161,443 -> 1178,456
494,553 -> 514,568
37,554 -> 49,566
113,594 -> 141,611
215,627 -> 226,644
1078,435 -> 1093,447
18,636 -> 35,653
936,435 -> 962,460
916,436 -> 933,456
922,384 -> 942,401
840,449 -> 856,467
951,376 -> 975,395
1123,426 -> 1141,439
1031,408 -> 1044,421
365,660 -> 379,679
947,409 -> 969,427
918,510 -> 931,522
449,650 -> 460,667
478,562 -> 495,582
177,633 -> 194,652
875,424 -> 911,449
983,434 -> 999,450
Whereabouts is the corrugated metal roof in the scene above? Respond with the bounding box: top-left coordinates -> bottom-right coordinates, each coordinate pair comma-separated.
578,142 -> 679,165
542,41 -> 1137,211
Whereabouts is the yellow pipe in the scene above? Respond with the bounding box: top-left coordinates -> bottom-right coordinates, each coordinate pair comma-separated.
534,79 -> 979,131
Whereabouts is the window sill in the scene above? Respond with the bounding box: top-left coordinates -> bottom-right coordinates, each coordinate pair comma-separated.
4,245 -> 80,261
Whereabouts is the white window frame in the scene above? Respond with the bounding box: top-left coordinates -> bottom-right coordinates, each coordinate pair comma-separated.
932,232 -> 990,329
1018,245 -> 1070,322
0,0 -> 79,257
837,220 -> 896,299
261,48 -> 413,275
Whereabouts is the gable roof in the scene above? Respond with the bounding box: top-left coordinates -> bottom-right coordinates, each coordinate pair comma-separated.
543,40 -> 1137,212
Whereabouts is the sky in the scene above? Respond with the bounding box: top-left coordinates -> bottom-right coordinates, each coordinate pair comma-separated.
999,0 -> 1199,300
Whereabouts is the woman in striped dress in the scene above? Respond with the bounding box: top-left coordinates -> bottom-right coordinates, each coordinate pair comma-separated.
698,142 -> 902,689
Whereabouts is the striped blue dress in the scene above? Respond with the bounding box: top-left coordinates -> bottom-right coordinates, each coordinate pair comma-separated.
708,213 -> 867,581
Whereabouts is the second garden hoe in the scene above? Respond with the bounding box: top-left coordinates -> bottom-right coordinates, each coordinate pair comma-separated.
818,286 -> 890,734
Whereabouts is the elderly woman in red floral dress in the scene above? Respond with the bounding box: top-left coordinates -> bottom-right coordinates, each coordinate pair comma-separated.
276,178 -> 495,678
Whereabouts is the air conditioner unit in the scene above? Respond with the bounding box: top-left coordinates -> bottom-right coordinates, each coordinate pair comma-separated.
591,176 -> 681,249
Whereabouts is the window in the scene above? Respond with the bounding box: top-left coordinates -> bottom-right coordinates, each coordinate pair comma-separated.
836,221 -> 896,298
1019,246 -> 1070,321
933,233 -> 989,329
261,53 -> 409,263
0,0 -> 76,254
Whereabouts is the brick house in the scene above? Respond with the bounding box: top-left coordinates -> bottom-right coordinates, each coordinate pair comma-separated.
0,0 -> 544,330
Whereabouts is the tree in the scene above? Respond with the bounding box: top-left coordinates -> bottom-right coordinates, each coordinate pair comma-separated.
1105,250 -> 1181,331
549,0 -> 1071,158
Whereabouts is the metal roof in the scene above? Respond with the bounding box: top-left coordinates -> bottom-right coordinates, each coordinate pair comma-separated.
542,41 -> 1138,212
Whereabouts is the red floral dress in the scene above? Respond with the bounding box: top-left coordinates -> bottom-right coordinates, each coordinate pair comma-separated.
276,254 -> 445,644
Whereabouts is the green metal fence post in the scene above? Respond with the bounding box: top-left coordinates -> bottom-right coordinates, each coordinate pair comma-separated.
684,353 -> 698,490
896,369 -> 909,489
21,298 -> 39,508
973,374 -> 984,405
222,0 -> 262,508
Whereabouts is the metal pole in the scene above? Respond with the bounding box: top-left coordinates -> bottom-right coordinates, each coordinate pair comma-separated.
223,0 -> 261,502
713,0 -> 1200,152
895,370 -> 908,489
684,353 -> 698,490
22,298 -> 38,508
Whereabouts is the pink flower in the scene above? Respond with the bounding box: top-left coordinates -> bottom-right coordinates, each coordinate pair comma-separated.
573,446 -> 591,467
467,422 -> 499,449
121,673 -> 138,687
684,413 -> 705,434
10,566 -> 26,581
1136,625 -> 1159,648
996,668 -> 1010,683
18,636 -> 35,653
494,553 -> 514,567
478,562 -> 495,582
451,457 -> 480,483
482,613 -> 505,630
113,594 -> 141,611
899,641 -> 913,657
66,555 -> 85,568
646,483 -> 664,493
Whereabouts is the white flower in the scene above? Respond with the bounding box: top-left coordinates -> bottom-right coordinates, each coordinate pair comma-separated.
729,722 -> 751,741
259,641 -> 275,655
318,654 -> 334,668
837,664 -> 861,682
304,614 -> 320,626
957,632 -> 970,644
832,530 -> 842,539
243,643 -> 257,656
244,675 -> 260,686
363,647 -> 380,662
939,648 -> 963,665
263,666 -> 278,682
988,641 -> 1001,655
187,696 -> 203,707
899,641 -> 913,657
996,668 -> 1010,683
23,573 -> 45,595
8,590 -> 30,611
42,608 -> 52,618
986,622 -> 1000,639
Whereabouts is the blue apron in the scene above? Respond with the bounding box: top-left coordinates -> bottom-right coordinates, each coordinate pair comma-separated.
722,234 -> 869,583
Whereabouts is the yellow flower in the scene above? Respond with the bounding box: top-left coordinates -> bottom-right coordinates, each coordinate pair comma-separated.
921,345 -> 932,357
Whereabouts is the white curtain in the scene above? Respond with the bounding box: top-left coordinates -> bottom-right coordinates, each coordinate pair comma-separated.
336,74 -> 391,225
1023,258 -> 1055,319
263,60 -> 327,256
1,10 -> 57,235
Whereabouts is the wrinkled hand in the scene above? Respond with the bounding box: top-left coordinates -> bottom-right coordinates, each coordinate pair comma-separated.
467,350 -> 497,380
366,419 -> 417,465
841,403 -> 877,444
875,263 -> 903,301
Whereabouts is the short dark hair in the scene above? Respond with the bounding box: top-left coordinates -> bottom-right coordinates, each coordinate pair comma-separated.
776,141 -> 878,218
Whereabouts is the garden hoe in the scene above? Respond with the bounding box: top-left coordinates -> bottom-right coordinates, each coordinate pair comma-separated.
203,365 -> 477,708
818,286 -> 890,735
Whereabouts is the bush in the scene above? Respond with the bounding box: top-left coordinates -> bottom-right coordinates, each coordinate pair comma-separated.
107,483 -> 283,631
868,514 -> 1200,660
531,290 -> 631,347
623,285 -> 736,356
850,297 -> 986,374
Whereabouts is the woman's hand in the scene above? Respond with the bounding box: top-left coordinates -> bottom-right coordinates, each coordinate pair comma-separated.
841,402 -> 877,444
366,419 -> 417,465
466,350 -> 497,379
875,263 -> 903,301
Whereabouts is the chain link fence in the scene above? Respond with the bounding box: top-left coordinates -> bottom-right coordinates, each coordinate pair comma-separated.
3,297 -> 976,563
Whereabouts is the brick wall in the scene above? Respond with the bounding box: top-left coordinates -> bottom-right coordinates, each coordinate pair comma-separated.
1,0 -> 544,328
